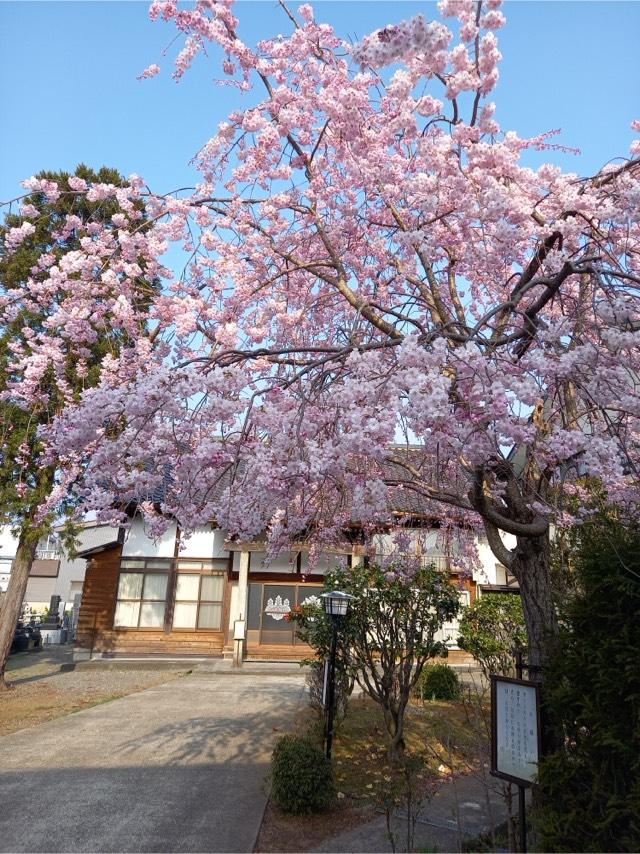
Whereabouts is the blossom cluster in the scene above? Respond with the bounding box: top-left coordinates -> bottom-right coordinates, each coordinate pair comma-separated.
351,15 -> 452,69
2,0 -> 639,571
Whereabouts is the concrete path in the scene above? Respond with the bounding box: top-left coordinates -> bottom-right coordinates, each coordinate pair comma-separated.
313,773 -> 515,852
0,672 -> 306,853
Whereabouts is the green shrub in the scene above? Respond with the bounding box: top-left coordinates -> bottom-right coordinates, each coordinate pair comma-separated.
534,519 -> 640,852
457,593 -> 527,677
271,735 -> 336,814
417,663 -> 460,701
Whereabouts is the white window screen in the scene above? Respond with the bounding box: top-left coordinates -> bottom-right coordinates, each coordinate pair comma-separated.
173,602 -> 198,629
198,604 -> 222,629
175,574 -> 200,600
117,573 -> 143,600
143,574 -> 168,601
114,600 -> 141,628
173,573 -> 224,631
114,571 -> 167,628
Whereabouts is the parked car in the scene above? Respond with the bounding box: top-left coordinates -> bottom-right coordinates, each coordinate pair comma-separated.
10,622 -> 42,654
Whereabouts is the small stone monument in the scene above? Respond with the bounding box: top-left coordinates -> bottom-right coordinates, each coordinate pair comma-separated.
43,595 -> 61,628
40,595 -> 64,644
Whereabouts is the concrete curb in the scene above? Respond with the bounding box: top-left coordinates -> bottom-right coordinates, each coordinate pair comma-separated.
73,657 -> 312,677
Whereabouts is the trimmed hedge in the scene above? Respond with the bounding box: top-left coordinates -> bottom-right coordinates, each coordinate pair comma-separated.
416,663 -> 460,701
271,735 -> 336,814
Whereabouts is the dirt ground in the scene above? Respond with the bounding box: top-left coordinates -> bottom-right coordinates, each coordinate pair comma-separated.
256,799 -> 375,853
255,690 -> 509,853
0,646 -> 185,736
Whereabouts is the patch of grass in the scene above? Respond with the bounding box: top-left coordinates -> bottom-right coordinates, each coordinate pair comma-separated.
0,672 -> 182,737
293,694 -> 475,804
260,691 -> 497,853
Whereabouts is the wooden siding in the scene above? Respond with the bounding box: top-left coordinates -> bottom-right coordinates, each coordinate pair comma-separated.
77,544 -> 480,662
245,643 -> 316,661
77,545 -> 226,657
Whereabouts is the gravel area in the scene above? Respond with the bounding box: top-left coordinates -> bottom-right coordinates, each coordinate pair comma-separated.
1,647 -> 187,737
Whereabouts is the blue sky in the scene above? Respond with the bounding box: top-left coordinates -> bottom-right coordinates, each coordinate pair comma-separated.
1,1 -> 639,204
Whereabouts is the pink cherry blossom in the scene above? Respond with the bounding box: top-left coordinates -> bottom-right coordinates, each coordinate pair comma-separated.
138,63 -> 161,80
2,0 -> 640,669
5,221 -> 35,249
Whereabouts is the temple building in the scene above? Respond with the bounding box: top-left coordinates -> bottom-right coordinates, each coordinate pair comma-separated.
75,514 -> 515,663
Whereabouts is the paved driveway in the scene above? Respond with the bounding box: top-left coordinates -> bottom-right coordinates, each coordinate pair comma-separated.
0,672 -> 306,853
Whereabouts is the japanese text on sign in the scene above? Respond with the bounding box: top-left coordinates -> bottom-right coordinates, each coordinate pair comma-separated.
494,679 -> 539,783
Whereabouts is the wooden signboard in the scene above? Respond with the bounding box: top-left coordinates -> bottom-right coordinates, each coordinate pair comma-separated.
491,675 -> 541,786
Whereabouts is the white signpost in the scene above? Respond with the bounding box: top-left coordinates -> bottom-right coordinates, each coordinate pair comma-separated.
491,675 -> 540,784
491,673 -> 542,853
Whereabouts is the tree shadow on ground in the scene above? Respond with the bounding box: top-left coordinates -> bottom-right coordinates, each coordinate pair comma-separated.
115,678 -> 305,765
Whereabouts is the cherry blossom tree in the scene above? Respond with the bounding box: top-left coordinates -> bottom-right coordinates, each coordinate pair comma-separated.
2,1 -> 640,731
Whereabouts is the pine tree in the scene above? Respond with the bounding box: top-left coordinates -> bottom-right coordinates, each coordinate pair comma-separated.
0,165 -> 157,687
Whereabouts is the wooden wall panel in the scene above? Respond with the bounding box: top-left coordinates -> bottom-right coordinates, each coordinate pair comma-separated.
77,545 -> 479,662
77,546 -> 225,656
76,546 -> 121,648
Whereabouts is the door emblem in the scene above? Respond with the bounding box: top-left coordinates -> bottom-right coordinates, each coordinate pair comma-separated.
264,595 -> 291,621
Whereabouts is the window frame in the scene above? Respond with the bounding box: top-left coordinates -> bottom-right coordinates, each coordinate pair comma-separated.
113,559 -> 173,630
112,557 -> 227,633
171,561 -> 226,632
247,581 -> 325,646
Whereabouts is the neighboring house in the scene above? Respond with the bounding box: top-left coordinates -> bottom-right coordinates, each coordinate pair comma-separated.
0,522 -> 119,616
76,514 -> 514,662
0,527 -> 19,593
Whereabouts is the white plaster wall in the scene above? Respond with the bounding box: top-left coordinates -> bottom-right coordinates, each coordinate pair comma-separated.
178,525 -> 229,558
0,565 -> 10,592
373,529 -> 440,556
373,527 -> 515,586
122,517 -> 177,557
0,525 -> 19,562
474,533 -> 515,585
231,548 -> 354,574
250,550 -> 298,572
299,551 -> 346,575
0,525 -> 19,589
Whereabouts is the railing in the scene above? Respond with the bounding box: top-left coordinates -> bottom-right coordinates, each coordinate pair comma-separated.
35,549 -> 61,560
427,555 -> 453,572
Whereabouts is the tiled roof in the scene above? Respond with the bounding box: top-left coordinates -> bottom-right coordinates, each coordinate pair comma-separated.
127,447 -> 454,523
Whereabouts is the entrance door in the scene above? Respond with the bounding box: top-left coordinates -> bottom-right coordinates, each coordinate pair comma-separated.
246,582 -> 324,646
260,584 -> 296,645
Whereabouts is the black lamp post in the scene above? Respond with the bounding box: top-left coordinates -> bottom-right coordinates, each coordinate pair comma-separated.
321,590 -> 354,759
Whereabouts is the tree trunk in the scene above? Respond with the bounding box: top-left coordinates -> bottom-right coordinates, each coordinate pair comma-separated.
0,530 -> 38,690
385,707 -> 406,762
510,531 -> 558,670
509,530 -> 561,753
